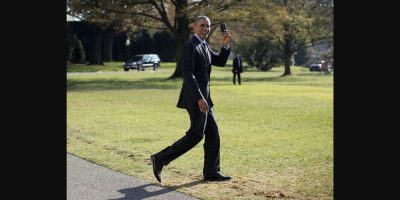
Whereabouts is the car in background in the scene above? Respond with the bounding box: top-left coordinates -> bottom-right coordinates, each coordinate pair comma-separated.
123,54 -> 161,71
308,62 -> 322,72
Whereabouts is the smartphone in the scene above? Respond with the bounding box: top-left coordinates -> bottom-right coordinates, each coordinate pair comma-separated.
220,23 -> 227,32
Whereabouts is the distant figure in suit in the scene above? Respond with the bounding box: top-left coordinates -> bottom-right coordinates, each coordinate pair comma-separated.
232,55 -> 243,85
150,15 -> 232,183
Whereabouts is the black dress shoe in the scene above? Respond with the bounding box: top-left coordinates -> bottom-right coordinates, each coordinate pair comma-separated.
150,155 -> 163,183
204,172 -> 231,181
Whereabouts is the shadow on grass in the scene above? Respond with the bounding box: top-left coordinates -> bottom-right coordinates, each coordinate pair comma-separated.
67,72 -> 332,91
67,77 -> 181,91
169,180 -> 206,190
211,71 -> 332,87
110,180 -> 205,200
295,72 -> 333,76
212,75 -> 300,84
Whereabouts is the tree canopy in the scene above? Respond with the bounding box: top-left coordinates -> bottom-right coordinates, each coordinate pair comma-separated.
67,0 -> 333,76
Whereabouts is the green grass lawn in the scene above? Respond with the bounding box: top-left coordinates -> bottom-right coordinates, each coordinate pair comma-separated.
67,62 -> 333,200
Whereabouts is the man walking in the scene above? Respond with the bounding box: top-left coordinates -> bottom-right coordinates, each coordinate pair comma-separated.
150,16 -> 232,183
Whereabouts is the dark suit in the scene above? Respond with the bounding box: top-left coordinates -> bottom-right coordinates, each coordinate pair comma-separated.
154,35 -> 230,177
232,57 -> 243,84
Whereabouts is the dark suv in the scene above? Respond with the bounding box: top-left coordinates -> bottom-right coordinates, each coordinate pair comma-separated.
123,54 -> 161,71
308,63 -> 322,72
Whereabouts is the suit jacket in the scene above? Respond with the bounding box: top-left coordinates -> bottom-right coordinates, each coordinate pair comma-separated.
232,57 -> 243,73
177,35 -> 230,110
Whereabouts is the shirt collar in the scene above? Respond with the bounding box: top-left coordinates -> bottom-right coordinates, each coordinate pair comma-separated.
194,33 -> 207,45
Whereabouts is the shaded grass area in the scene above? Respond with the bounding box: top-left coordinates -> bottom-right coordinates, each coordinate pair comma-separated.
67,61 -> 124,72
67,64 -> 333,200
67,61 -> 178,72
67,77 -> 180,91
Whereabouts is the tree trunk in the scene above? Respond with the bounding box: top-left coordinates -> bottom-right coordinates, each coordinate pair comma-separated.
282,24 -> 292,76
169,0 -> 190,79
102,31 -> 114,62
282,54 -> 292,76
170,37 -> 185,78
89,32 -> 103,65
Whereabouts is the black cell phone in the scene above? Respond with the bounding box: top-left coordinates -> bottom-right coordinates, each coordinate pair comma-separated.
220,23 -> 227,32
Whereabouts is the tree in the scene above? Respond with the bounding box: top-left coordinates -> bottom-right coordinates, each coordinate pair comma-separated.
67,0 -> 136,64
68,0 -> 333,76
237,0 -> 333,76
153,30 -> 177,62
236,35 -> 282,71
129,29 -> 155,55
67,34 -> 86,63
77,0 -> 242,78
294,46 -> 310,66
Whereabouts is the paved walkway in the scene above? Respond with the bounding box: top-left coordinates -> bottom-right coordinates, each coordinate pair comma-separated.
67,153 -> 198,200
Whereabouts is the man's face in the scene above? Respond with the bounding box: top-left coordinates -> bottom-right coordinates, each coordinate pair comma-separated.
193,18 -> 210,39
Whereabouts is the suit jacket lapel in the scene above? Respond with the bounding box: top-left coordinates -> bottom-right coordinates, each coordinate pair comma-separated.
192,36 -> 210,65
203,43 -> 211,65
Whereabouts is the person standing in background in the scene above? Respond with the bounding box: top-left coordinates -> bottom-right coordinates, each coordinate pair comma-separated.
232,55 -> 243,85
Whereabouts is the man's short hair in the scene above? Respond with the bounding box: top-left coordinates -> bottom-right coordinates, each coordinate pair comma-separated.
195,15 -> 210,23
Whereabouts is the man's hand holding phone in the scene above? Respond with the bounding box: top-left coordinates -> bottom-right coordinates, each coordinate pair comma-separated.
220,23 -> 231,47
